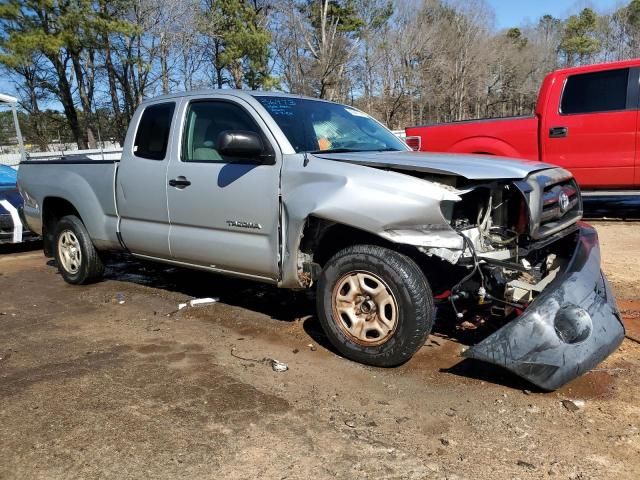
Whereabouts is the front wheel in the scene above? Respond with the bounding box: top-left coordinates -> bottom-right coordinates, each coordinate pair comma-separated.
316,245 -> 434,367
54,215 -> 104,285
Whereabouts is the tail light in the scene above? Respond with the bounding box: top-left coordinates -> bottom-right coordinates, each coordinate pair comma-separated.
405,136 -> 421,151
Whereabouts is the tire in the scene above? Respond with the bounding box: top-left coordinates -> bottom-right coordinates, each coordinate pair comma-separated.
53,215 -> 104,285
316,244 -> 433,367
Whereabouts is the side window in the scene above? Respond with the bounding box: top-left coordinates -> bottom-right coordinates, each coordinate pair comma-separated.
133,102 -> 175,160
561,68 -> 629,115
182,101 -> 262,163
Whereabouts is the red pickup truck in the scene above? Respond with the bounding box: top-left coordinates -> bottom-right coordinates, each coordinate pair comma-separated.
406,59 -> 640,191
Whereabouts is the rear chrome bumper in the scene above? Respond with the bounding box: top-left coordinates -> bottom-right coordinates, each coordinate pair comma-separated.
463,223 -> 624,391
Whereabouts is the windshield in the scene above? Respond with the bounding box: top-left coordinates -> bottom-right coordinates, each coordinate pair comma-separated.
254,96 -> 408,154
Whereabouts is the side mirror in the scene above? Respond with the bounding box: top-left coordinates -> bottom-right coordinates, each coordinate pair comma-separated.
217,130 -> 272,162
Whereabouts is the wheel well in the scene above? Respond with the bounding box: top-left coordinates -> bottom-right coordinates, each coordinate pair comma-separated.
300,217 -> 393,267
299,217 -> 456,294
41,197 -> 81,257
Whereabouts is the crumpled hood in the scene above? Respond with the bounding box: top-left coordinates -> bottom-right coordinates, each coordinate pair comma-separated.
313,150 -> 555,180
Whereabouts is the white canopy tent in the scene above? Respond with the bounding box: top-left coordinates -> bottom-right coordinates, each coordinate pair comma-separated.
0,93 -> 26,163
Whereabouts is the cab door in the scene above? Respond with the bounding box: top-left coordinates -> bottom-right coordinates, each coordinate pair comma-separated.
116,101 -> 176,257
541,67 -> 638,189
165,96 -> 281,281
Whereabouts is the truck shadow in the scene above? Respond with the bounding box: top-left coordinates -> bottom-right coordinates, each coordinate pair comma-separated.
103,253 -> 315,323
583,195 -> 640,219
91,252 -> 537,390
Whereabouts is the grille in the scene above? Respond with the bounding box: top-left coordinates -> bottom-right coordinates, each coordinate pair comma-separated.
516,168 -> 583,240
541,183 -> 578,221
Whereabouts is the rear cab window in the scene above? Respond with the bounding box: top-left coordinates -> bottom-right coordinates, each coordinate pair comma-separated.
133,102 -> 176,160
560,68 -> 630,115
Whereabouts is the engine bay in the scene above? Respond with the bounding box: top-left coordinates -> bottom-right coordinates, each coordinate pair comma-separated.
432,177 -> 581,331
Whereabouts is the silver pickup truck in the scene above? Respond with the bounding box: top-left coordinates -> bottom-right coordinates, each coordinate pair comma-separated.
18,91 -> 624,390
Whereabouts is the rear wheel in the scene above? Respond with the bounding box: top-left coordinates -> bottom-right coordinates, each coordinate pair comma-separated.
316,244 -> 433,367
54,215 -> 104,284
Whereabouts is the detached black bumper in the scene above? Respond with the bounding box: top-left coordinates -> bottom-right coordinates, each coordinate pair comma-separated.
463,223 -> 624,391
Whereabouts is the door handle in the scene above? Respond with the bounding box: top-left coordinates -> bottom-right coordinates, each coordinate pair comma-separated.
549,126 -> 568,138
169,176 -> 191,189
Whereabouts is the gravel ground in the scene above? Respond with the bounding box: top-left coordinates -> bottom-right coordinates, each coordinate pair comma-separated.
0,220 -> 639,479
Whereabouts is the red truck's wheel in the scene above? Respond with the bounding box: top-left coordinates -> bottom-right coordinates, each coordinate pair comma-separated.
316,244 -> 433,366
54,215 -> 104,285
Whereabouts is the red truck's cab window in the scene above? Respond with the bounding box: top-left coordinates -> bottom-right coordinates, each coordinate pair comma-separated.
561,69 -> 629,115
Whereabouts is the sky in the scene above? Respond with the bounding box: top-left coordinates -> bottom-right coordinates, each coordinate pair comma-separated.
487,0 -> 623,30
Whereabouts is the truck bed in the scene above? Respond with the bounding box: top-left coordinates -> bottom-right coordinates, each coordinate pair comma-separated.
18,156 -> 122,251
406,115 -> 539,160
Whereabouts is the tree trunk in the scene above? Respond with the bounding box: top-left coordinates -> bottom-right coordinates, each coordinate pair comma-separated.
71,52 -> 97,148
104,43 -> 127,145
160,32 -> 170,94
51,55 -> 87,149
20,66 -> 48,151
231,61 -> 243,89
214,41 -> 224,88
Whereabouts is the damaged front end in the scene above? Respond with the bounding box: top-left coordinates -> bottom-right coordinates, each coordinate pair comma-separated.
427,168 -> 624,390
464,224 -> 624,390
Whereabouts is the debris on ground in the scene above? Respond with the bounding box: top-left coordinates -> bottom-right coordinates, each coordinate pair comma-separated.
562,399 -> 585,412
307,343 -> 316,351
344,420 -> 356,428
190,297 -> 219,306
229,348 -> 288,372
111,293 -> 125,305
178,297 -> 219,310
230,348 -> 269,364
517,460 -> 536,469
271,359 -> 288,372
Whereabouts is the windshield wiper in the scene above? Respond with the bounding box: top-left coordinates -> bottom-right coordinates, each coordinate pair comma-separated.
309,147 -> 404,154
308,148 -> 361,154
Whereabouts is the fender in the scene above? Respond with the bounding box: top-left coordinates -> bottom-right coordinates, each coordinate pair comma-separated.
448,136 -> 523,158
277,154 -> 463,288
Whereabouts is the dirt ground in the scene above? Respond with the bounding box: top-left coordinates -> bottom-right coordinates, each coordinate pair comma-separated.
1,221 -> 639,480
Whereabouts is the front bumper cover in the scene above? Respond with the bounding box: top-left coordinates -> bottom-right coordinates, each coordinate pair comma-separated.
463,223 -> 624,391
